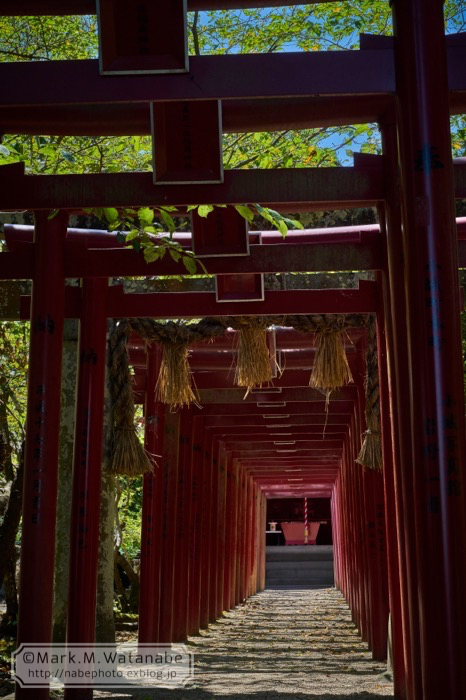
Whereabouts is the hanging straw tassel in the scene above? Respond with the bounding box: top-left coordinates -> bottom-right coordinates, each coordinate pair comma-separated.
356,315 -> 383,471
234,318 -> 274,390
310,321 -> 353,391
155,340 -> 198,409
107,321 -> 153,476
356,427 -> 382,470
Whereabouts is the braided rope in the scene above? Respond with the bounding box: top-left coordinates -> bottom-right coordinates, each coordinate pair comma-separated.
107,320 -> 152,476
356,314 -> 382,471
109,314 -> 369,409
107,313 -> 371,474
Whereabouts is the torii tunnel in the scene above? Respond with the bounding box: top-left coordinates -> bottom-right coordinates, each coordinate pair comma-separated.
1,1 -> 466,699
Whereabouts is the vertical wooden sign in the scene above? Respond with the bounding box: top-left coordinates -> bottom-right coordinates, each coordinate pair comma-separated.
97,0 -> 188,74
152,100 -> 223,184
191,205 -> 248,257
215,273 -> 265,302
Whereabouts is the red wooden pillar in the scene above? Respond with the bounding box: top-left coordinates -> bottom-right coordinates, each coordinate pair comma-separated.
247,476 -> 254,597
363,467 -> 389,661
335,472 -> 346,597
339,445 -> 351,605
199,431 -> 213,628
223,451 -> 235,612
334,475 -> 345,594
347,419 -> 365,638
242,475 -> 252,600
254,485 -> 261,594
215,443 -> 228,618
158,411 -> 180,643
246,478 -> 254,598
172,411 -> 193,642
249,482 -> 258,596
259,491 -> 266,592
347,436 -> 361,627
251,484 -> 259,596
351,445 -> 365,634
229,459 -> 240,608
187,416 -> 204,635
139,346 -> 164,644
236,468 -> 246,605
64,278 -> 108,700
376,286 -> 408,698
357,329 -> 390,662
331,484 -> 340,590
208,438 -> 220,622
339,447 -> 352,606
381,120 -> 419,700
353,355 -> 373,647
243,475 -> 251,598
391,3 -> 466,695
16,211 -> 68,700
340,454 -> 351,604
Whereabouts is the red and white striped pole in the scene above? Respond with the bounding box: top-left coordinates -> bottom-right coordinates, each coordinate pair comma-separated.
304,497 -> 308,545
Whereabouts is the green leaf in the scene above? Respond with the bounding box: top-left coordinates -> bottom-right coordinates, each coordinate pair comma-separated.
131,239 -> 141,253
169,248 -> 181,262
47,209 -> 60,220
234,205 -> 254,223
143,246 -> 161,263
103,207 -> 119,224
186,205 -> 198,212
277,219 -> 288,238
92,208 -> 104,221
197,205 -> 214,218
115,232 -> 126,243
182,256 -> 198,275
160,209 -> 176,234
125,230 -> 139,242
255,204 -> 275,226
285,217 -> 304,230
138,207 -> 154,225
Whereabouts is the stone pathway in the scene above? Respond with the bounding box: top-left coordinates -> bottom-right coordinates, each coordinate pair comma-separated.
93,587 -> 394,699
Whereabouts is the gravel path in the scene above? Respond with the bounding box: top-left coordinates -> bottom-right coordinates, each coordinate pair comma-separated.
92,587 -> 394,700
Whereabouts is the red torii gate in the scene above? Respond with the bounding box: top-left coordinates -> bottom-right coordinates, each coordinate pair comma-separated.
1,1 -> 465,700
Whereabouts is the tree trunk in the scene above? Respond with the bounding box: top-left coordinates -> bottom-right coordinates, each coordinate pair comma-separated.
0,556 -> 18,635
52,319 -> 78,643
0,444 -> 24,585
95,332 -> 117,644
114,548 -> 140,614
0,396 -> 14,482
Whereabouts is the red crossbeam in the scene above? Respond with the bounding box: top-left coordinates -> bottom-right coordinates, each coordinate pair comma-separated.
0,165 -> 383,210
19,284 -> 378,318
0,96 -> 393,136
1,162 -> 466,213
0,53 -> 395,108
0,0 -> 338,14
0,47 -> 464,112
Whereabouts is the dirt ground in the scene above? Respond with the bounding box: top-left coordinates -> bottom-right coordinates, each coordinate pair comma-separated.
2,587 -> 394,699
88,587 -> 394,700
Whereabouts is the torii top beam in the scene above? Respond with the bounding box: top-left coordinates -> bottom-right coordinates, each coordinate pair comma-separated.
0,0 -> 338,14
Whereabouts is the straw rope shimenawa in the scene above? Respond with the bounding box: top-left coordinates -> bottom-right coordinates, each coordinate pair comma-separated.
233,317 -> 274,392
107,314 -> 369,475
107,320 -> 153,476
356,314 -> 383,471
309,317 -> 353,391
